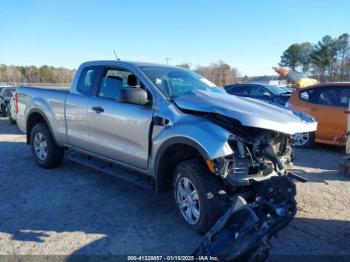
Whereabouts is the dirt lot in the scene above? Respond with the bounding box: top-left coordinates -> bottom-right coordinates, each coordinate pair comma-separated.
0,117 -> 349,259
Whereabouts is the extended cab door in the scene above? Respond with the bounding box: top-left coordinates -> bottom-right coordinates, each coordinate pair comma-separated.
87,67 -> 153,170
65,66 -> 102,149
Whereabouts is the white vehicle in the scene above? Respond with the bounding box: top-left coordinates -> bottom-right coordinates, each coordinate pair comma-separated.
8,92 -> 17,124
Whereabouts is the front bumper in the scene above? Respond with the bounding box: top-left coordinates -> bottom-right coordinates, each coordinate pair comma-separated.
194,176 -> 297,261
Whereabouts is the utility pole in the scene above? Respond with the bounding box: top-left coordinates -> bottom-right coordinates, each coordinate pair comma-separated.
165,57 -> 171,65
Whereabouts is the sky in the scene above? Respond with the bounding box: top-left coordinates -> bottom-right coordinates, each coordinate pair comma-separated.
1,0 -> 349,76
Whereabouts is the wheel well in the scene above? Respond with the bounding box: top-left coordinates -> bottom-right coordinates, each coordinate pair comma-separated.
26,112 -> 48,145
156,143 -> 206,193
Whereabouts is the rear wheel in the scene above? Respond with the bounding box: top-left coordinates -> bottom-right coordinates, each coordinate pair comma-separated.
30,123 -> 64,168
174,159 -> 227,234
292,132 -> 315,148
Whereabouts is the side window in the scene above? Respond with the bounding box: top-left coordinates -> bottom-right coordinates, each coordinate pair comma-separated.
315,88 -> 340,106
229,85 -> 251,95
250,86 -> 266,96
303,87 -> 350,107
77,68 -> 97,95
339,88 -> 350,107
98,68 -> 148,100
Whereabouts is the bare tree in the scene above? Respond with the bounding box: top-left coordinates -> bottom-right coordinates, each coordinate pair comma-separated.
196,61 -> 239,86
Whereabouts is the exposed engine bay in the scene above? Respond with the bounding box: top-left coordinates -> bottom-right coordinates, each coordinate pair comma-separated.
204,114 -> 294,185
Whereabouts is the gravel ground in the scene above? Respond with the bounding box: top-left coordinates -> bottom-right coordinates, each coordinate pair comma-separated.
0,117 -> 349,260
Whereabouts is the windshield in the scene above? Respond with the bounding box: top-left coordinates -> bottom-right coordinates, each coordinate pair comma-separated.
141,66 -> 225,98
264,85 -> 290,95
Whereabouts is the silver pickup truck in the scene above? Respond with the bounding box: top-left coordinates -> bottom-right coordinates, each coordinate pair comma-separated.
16,60 -> 316,257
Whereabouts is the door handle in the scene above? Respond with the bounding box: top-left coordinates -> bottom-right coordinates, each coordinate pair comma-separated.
92,106 -> 104,113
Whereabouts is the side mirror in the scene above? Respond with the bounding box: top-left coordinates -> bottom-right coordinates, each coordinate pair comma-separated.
119,88 -> 149,105
262,92 -> 271,98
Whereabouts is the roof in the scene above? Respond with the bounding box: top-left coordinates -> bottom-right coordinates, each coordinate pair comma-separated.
247,75 -> 281,82
81,60 -> 179,69
305,82 -> 350,88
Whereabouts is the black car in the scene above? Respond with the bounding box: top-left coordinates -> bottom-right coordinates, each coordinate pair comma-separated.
0,87 -> 16,116
224,83 -> 292,106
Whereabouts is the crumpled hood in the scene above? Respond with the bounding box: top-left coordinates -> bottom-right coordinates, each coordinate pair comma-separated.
174,90 -> 317,135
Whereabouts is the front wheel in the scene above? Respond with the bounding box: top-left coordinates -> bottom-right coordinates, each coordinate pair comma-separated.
292,132 -> 315,148
30,123 -> 64,168
174,159 -> 227,234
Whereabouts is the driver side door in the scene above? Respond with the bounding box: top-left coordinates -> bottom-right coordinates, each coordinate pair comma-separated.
87,67 -> 154,170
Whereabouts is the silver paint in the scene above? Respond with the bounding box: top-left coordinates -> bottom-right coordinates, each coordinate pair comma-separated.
16,60 -> 317,178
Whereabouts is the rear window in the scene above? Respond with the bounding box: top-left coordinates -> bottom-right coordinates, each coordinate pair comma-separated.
77,68 -> 97,95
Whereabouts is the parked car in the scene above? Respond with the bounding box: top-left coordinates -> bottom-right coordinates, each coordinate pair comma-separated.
224,83 -> 292,106
15,61 -> 315,256
8,92 -> 17,124
0,85 -> 13,94
288,83 -> 350,147
0,86 -> 16,116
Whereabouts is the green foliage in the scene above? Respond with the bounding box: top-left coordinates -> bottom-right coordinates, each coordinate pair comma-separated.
280,33 -> 350,82
0,65 -> 75,83
280,42 -> 313,71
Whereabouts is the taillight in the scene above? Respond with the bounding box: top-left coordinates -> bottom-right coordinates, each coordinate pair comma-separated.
15,92 -> 18,113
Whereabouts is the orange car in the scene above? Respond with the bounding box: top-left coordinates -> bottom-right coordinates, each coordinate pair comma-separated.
288,83 -> 350,147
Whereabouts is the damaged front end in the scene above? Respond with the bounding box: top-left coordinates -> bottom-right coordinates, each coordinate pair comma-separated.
195,116 -> 305,261
194,176 -> 296,261
212,125 -> 294,186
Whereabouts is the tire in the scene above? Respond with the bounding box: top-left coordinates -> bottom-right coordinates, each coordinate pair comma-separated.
174,159 -> 228,234
292,132 -> 315,148
30,123 -> 64,168
9,115 -> 16,124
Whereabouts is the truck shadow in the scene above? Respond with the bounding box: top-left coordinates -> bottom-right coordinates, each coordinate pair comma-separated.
1,145 -> 349,256
0,140 -> 201,254
0,140 -> 348,256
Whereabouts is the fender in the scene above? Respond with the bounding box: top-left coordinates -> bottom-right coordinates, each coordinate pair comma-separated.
152,118 -> 234,166
151,118 -> 235,192
154,136 -> 210,169
26,108 -> 57,145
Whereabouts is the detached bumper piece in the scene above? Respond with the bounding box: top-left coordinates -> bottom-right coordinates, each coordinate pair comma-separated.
194,176 -> 296,261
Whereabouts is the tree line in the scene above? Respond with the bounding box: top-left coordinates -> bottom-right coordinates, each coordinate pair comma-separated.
0,65 -> 75,84
178,61 -> 239,86
280,33 -> 350,82
1,62 -> 238,86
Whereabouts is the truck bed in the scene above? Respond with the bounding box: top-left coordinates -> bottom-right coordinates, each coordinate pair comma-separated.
16,86 -> 69,146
